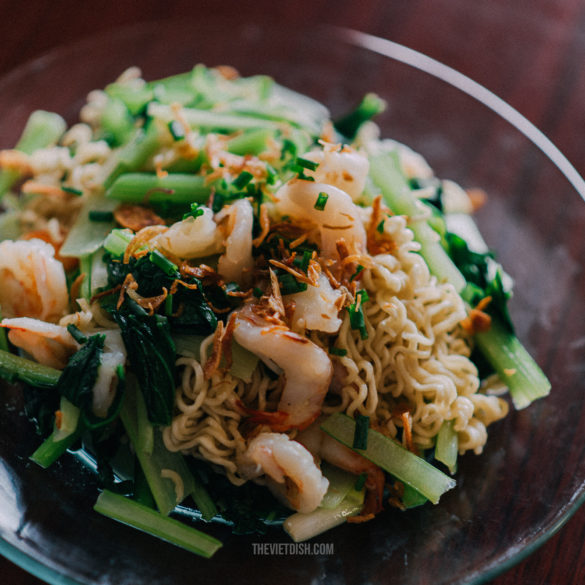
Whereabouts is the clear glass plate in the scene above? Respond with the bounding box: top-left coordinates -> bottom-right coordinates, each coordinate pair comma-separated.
1,17 -> 584,585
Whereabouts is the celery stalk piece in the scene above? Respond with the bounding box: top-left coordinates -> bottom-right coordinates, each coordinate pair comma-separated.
99,98 -> 135,146
369,151 -> 466,292
103,229 -> 134,256
94,490 -> 222,558
0,348 -> 60,388
319,463 -> 359,510
0,110 -> 66,198
321,413 -> 456,504
30,426 -> 81,469
120,380 -> 194,516
401,484 -> 429,509
225,128 -> 274,156
105,173 -> 210,205
59,193 -> 118,258
103,121 -> 164,189
31,397 -> 81,469
283,490 -> 364,543
435,420 -> 458,474
475,319 -> 551,409
188,470 -> 218,522
148,103 -> 285,132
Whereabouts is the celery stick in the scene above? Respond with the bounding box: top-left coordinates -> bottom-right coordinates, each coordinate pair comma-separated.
133,459 -> 157,509
100,98 -> 135,146
435,420 -> 458,474
283,491 -> 363,543
0,110 -> 66,198
369,151 -> 466,292
148,103 -> 284,132
120,380 -> 193,515
226,128 -> 274,156
401,484 -> 428,509
321,413 -> 455,504
0,348 -> 60,388
30,426 -> 81,469
103,122 -> 163,189
31,397 -> 81,468
94,490 -> 222,558
188,470 -> 218,522
59,193 -> 117,258
105,173 -> 210,205
475,319 -> 551,409
319,463 -> 358,510
103,229 -> 133,256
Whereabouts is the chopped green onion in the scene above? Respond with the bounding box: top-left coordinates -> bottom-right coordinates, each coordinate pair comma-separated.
352,414 -> 370,450
94,490 -> 222,558
376,219 -> 385,234
182,202 -> 204,220
278,272 -> 308,295
67,324 -> 88,345
348,291 -> 369,340
296,157 -> 319,171
349,265 -> 364,282
292,249 -> 312,272
88,210 -> 115,222
253,287 -> 264,298
149,250 -> 179,277
165,294 -> 174,316
232,170 -> 254,190
167,120 -> 185,141
321,413 -> 456,505
61,185 -> 83,196
329,347 -> 347,357
314,191 -> 329,211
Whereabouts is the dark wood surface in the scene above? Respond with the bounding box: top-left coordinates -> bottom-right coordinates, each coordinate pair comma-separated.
0,1 -> 584,583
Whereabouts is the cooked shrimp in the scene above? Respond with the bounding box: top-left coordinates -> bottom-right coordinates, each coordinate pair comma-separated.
156,206 -> 222,259
233,304 -> 333,430
303,144 -> 369,201
275,180 -> 366,260
0,317 -> 77,369
216,198 -> 254,285
0,239 -> 69,322
238,432 -> 329,513
289,273 -> 343,334
297,422 -> 385,520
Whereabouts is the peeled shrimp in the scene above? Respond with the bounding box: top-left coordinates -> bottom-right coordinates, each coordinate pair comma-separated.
303,145 -> 369,201
297,422 -> 385,518
233,304 -> 332,430
0,317 -> 77,369
156,206 -> 222,259
289,273 -> 343,334
0,239 -> 69,322
275,180 -> 366,260
238,432 -> 329,513
216,198 -> 254,285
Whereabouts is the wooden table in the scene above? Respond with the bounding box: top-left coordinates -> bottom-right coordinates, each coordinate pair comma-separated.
0,1 -> 583,583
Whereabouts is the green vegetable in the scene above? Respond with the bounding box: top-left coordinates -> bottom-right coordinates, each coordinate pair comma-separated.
334,93 -> 386,139
0,348 -> 60,388
321,413 -> 456,504
352,414 -> 370,450
105,172 -> 210,205
94,490 -> 222,558
435,420 -> 458,474
0,110 -> 66,199
114,309 -> 176,426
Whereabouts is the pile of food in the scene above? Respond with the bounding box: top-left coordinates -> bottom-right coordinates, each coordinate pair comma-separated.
0,65 -> 550,555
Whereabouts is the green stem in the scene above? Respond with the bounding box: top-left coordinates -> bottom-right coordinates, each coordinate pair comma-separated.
94,490 -> 222,558
0,348 -> 60,388
105,173 -> 210,205
321,413 -> 455,504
